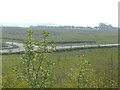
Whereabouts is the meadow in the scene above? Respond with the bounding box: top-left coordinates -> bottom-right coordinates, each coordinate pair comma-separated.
2,47 -> 118,88
1,26 -> 118,88
2,26 -> 118,44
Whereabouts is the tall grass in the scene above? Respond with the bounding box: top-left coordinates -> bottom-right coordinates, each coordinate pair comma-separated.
2,47 -> 118,88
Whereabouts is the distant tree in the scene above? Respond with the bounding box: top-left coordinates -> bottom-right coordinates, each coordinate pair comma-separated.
94,26 -> 99,30
99,23 -> 113,30
86,26 -> 92,29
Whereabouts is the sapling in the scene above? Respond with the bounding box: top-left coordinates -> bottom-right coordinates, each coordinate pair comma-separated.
77,55 -> 97,88
14,28 -> 56,88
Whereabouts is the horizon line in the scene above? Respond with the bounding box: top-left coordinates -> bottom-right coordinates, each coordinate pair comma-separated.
0,22 -> 118,28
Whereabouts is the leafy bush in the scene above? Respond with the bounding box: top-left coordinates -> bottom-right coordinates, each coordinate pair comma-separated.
77,55 -> 97,88
67,54 -> 118,88
14,28 -> 56,88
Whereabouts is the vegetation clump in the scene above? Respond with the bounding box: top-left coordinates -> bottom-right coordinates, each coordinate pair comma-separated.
14,28 -> 56,88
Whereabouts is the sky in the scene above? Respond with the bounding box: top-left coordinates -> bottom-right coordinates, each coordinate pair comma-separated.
0,0 -> 119,27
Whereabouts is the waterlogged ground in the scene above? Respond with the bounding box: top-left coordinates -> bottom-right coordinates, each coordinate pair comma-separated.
0,42 -> 119,53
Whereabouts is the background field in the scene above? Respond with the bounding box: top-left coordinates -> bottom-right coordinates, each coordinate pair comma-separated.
2,26 -> 118,44
1,26 -> 118,88
2,47 -> 118,88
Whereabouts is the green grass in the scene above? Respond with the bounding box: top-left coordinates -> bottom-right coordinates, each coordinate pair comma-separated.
1,27 -> 118,88
2,28 -> 118,44
2,47 -> 118,88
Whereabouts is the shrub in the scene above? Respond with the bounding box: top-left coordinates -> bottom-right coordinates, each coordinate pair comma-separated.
14,28 -> 56,88
77,55 -> 97,88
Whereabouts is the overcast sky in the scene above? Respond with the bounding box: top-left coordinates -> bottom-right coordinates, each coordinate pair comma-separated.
0,0 -> 119,27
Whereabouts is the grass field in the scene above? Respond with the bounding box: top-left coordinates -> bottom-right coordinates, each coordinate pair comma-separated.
1,27 -> 118,88
2,47 -> 118,88
2,27 -> 118,44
